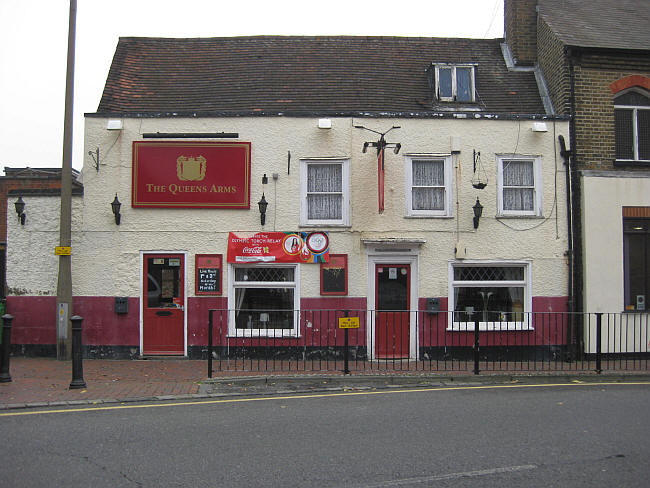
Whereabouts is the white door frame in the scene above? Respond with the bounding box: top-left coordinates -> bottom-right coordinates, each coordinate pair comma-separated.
365,244 -> 420,360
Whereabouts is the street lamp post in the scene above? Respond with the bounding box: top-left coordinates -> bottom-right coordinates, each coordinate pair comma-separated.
56,0 -> 77,360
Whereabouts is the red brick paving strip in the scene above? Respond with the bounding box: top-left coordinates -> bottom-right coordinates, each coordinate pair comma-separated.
0,358 -> 205,405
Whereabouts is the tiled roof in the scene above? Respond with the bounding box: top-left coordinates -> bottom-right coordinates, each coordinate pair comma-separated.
538,0 -> 650,51
95,36 -> 546,116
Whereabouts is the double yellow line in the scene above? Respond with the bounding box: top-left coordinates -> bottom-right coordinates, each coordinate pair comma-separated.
1,381 -> 648,417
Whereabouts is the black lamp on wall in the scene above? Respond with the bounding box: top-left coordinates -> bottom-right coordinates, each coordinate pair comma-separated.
111,194 -> 121,225
472,198 -> 483,229
258,174 -> 269,225
14,196 -> 26,225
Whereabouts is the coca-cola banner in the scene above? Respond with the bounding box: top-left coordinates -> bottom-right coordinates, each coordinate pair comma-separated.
227,232 -> 330,263
132,141 -> 251,208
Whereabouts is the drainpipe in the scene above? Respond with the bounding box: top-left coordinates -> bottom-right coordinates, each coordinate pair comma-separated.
559,134 -> 574,351
566,46 -> 583,355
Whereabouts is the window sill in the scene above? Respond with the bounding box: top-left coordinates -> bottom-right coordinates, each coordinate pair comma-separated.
404,215 -> 453,219
496,214 -> 543,219
614,159 -> 650,167
447,322 -> 534,332
299,223 -> 350,229
227,332 -> 301,339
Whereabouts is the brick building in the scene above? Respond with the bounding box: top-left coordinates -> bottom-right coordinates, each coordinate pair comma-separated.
505,0 -> 650,351
0,168 -> 82,299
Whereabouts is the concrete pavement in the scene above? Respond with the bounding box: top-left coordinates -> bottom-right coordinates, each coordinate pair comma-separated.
1,357 -> 649,410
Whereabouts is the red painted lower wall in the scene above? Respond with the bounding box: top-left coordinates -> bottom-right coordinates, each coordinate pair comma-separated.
6,295 -> 570,350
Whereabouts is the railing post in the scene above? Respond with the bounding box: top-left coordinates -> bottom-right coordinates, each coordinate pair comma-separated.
343,310 -> 350,375
208,310 -> 213,379
0,314 -> 14,382
69,315 -> 86,389
473,318 -> 480,375
595,312 -> 602,374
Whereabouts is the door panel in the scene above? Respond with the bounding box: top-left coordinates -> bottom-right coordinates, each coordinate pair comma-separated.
375,264 -> 410,358
143,254 -> 185,355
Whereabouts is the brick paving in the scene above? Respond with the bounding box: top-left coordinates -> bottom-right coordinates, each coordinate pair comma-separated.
0,358 -> 205,407
2,356 -> 648,409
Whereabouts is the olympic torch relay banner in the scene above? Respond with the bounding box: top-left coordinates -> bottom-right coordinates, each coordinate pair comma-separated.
227,232 -> 330,263
132,141 -> 251,208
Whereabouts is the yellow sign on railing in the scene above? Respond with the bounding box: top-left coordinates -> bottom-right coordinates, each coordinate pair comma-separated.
338,317 -> 360,329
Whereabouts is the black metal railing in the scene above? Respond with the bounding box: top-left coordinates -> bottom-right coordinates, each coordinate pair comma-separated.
206,309 -> 650,376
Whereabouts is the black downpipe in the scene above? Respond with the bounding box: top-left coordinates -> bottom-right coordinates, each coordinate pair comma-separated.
559,133 -> 574,353
567,47 -> 584,356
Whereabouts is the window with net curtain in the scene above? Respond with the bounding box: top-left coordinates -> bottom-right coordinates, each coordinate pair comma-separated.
407,156 -> 450,216
412,159 -> 445,210
308,163 -> 342,220
302,160 -> 348,225
498,157 -> 540,215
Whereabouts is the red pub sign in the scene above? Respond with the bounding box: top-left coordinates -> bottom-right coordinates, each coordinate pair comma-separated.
132,141 -> 251,208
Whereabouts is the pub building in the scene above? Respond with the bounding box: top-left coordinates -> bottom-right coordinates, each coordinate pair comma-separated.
6,36 -> 570,359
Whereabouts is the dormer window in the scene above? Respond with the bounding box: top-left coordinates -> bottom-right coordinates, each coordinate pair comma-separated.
434,64 -> 476,102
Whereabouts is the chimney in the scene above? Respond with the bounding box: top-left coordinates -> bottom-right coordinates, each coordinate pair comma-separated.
504,0 -> 538,66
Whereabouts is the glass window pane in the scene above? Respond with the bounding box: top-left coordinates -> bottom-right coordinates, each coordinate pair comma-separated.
412,160 -> 444,186
456,67 -> 472,101
624,233 -> 646,310
147,258 -> 180,308
308,194 -> 342,220
638,110 -> 650,160
438,68 -> 452,98
235,267 -> 294,282
503,160 -> 534,186
615,109 -> 634,159
615,92 -> 650,107
308,164 -> 342,192
412,187 -> 445,210
454,286 -> 524,322
503,188 -> 534,211
234,287 -> 294,329
454,266 -> 525,281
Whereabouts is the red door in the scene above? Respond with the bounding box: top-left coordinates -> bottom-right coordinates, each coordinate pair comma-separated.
143,254 -> 185,355
375,264 -> 410,358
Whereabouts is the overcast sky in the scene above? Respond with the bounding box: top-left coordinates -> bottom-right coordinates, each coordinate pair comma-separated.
0,0 -> 504,174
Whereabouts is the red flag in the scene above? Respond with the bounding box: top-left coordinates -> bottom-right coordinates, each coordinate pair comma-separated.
378,146 -> 385,213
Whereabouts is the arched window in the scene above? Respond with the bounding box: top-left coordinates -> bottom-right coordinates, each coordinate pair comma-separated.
615,89 -> 650,163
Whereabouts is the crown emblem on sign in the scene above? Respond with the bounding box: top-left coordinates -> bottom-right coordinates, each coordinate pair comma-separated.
176,156 -> 207,181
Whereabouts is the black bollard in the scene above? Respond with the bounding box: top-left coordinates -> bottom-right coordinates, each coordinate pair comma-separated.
0,314 -> 13,382
69,315 -> 87,389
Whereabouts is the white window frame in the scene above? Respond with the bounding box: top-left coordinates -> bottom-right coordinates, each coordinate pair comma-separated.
615,90 -> 650,163
435,64 -> 476,102
496,155 -> 543,217
300,158 -> 350,227
404,155 -> 453,217
447,260 -> 533,331
227,263 -> 300,337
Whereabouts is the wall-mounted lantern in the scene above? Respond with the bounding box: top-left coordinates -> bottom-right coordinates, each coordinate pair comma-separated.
472,198 -> 483,229
111,194 -> 121,225
14,196 -> 26,225
258,174 -> 269,225
258,194 -> 268,225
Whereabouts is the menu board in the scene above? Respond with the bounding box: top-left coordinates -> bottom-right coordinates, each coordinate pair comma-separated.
195,254 -> 222,295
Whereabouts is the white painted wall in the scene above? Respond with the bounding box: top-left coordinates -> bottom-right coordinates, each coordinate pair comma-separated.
581,171 -> 650,353
7,116 -> 569,301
